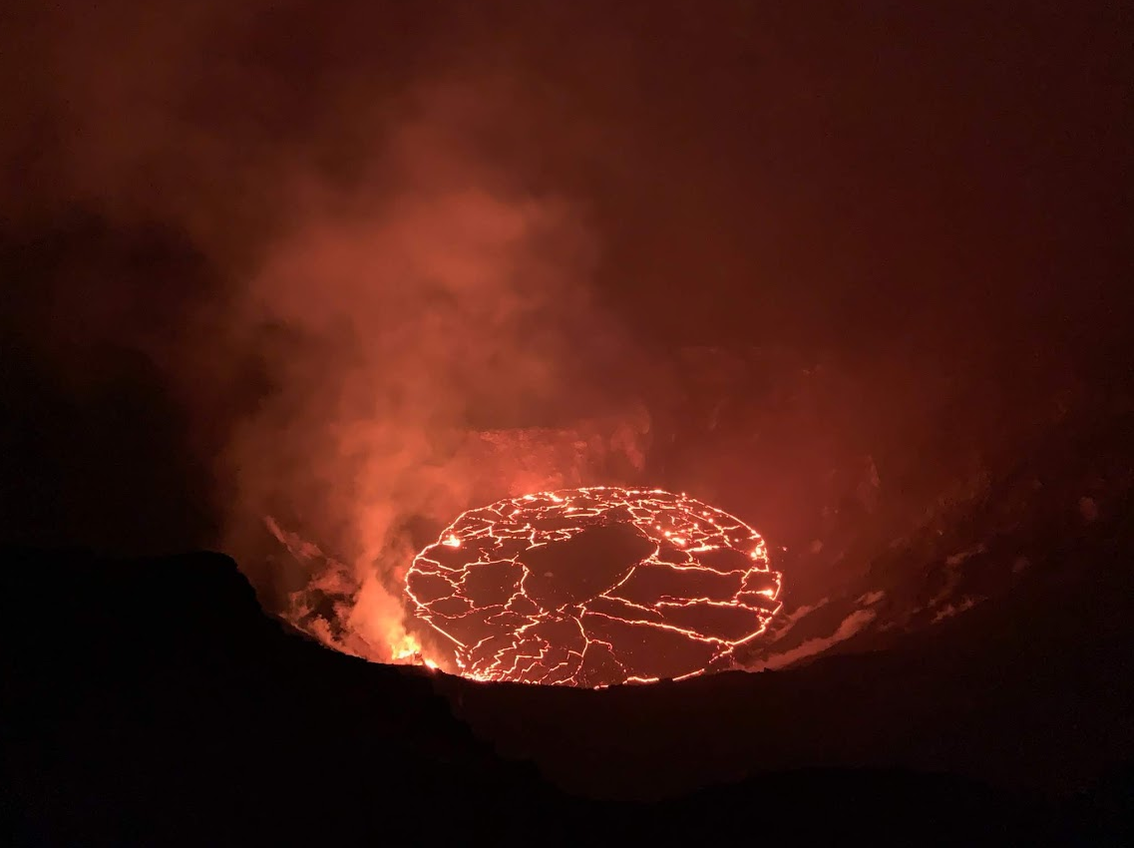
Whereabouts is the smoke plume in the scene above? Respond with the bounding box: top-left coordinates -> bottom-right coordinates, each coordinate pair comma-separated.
1,2 -> 650,660
224,85 -> 649,659
5,1 -> 1128,664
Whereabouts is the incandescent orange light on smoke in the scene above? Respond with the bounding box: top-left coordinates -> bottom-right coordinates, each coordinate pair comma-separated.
405,486 -> 782,687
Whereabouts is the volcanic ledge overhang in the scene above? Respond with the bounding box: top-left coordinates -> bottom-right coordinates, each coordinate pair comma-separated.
405,486 -> 782,687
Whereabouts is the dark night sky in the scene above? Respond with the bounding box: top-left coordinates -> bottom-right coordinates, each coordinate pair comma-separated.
1,1 -> 1130,585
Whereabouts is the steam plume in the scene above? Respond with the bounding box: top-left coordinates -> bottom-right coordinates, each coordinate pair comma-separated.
223,87 -> 647,659
1,1 -> 650,659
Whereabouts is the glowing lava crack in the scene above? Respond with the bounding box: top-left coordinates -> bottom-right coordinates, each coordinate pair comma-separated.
405,487 -> 783,687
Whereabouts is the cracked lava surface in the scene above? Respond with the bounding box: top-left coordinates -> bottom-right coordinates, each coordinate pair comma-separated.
405,486 -> 783,687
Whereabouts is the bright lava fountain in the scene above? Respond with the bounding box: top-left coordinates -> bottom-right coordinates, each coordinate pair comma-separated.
405,487 -> 783,687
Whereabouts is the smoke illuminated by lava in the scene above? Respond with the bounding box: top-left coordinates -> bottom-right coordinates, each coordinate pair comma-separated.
406,487 -> 782,687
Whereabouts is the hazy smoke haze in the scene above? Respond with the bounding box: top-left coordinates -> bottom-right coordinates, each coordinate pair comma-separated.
2,1 -> 1129,660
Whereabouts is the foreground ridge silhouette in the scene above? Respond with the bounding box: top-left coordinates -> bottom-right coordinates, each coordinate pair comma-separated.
3,527 -> 1132,845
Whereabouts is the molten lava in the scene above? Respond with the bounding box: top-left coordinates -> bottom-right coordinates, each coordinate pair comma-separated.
406,487 -> 783,686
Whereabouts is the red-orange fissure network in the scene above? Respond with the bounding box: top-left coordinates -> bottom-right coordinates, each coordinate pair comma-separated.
406,486 -> 782,687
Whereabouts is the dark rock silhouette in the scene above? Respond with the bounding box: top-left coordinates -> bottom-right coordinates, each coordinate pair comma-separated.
3,539 -> 1131,845
2,549 -> 560,845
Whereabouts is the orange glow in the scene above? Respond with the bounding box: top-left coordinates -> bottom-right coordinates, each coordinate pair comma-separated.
405,486 -> 782,687
391,638 -> 440,673
391,634 -> 424,663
